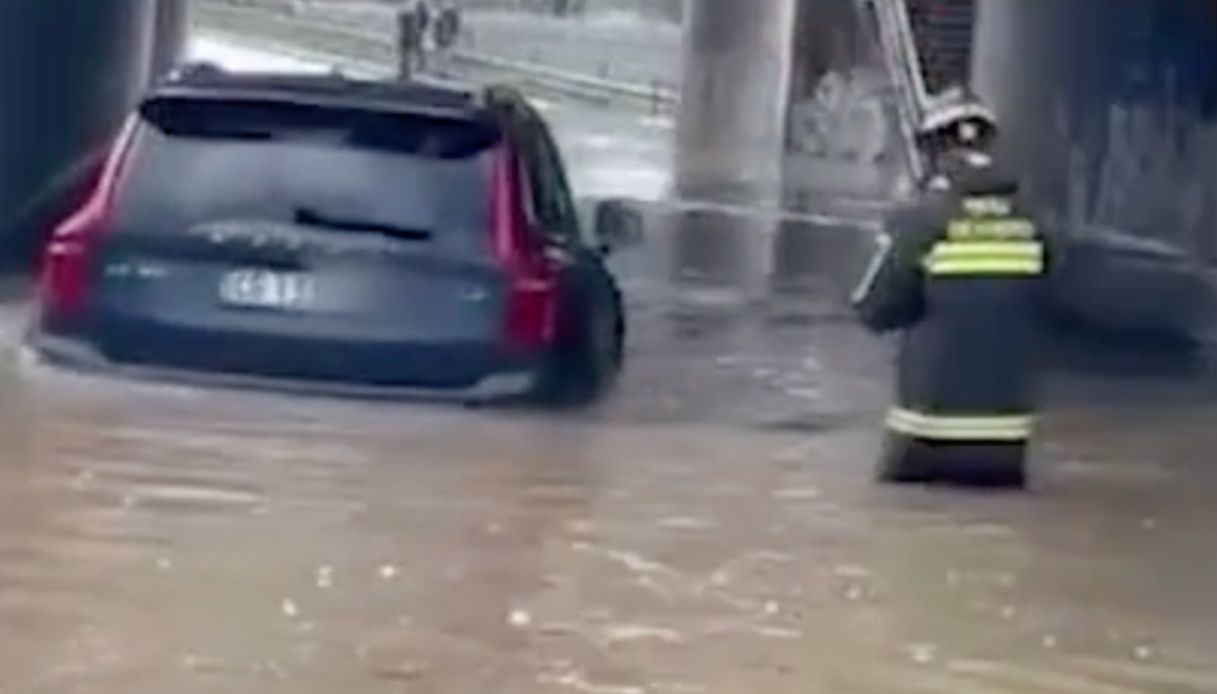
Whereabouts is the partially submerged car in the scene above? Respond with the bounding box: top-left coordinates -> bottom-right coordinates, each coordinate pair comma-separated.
32,70 -> 638,405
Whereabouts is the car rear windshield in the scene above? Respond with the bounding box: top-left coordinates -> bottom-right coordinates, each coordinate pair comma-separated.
114,97 -> 501,255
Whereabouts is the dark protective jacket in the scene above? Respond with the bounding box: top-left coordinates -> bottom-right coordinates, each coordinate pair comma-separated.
854,150 -> 1046,443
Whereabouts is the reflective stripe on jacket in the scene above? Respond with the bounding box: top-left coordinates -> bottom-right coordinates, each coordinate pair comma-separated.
923,238 -> 1045,276
886,408 -> 1033,442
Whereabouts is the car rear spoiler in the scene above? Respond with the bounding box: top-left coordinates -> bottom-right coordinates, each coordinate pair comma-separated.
142,83 -> 490,125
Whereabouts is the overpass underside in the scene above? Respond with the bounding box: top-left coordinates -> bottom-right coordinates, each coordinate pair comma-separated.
1,0 -> 1214,283
679,0 -> 1217,256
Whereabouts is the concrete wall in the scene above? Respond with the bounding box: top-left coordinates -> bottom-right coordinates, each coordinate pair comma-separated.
974,0 -> 1217,260
0,0 -> 186,267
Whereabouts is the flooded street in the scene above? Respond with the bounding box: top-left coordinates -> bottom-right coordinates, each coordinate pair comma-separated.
3,264 -> 1217,693
1,27 -> 1215,694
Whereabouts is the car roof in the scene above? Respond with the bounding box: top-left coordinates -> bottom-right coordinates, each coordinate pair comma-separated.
148,67 -> 511,122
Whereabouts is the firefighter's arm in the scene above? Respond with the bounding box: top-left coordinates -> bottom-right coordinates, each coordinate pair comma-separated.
851,207 -> 937,332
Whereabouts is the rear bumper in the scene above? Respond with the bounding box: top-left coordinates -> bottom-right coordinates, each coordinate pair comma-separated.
31,317 -> 542,401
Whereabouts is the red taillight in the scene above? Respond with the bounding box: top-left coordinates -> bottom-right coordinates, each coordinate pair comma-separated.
39,117 -> 138,318
489,146 -> 559,350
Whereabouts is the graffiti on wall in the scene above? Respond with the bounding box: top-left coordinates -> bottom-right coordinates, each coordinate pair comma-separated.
1089,105 -> 1216,259
784,65 -> 910,203
789,67 -> 890,162
781,0 -> 914,205
1052,99 -> 1217,263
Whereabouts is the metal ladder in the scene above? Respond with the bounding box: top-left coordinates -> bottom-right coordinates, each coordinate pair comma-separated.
906,0 -> 976,95
858,0 -> 977,182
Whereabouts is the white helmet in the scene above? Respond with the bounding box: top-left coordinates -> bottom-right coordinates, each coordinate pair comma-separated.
917,88 -> 998,146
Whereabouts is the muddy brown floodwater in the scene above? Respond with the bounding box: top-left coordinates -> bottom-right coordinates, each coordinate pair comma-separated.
2,223 -> 1217,694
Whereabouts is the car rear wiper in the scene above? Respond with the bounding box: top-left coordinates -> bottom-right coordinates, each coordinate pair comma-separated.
294,207 -> 432,241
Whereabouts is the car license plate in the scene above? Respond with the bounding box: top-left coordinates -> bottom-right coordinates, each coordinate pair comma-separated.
219,269 -> 316,310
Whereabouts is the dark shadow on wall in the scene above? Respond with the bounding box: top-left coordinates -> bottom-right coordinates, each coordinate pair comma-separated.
0,148 -> 108,277
975,0 -> 1217,265
0,0 -> 188,275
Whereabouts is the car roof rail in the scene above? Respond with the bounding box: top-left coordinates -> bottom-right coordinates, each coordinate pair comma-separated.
161,71 -> 469,105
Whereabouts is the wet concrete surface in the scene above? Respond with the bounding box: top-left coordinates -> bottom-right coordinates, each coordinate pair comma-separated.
291,3 -> 683,88
3,37 -> 1217,694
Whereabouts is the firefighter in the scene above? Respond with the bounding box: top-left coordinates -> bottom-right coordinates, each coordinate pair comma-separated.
853,96 -> 1046,488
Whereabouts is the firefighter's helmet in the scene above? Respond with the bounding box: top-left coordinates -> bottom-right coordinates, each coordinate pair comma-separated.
917,89 -> 998,150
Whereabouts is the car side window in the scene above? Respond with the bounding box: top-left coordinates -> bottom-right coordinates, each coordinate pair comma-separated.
521,120 -> 580,243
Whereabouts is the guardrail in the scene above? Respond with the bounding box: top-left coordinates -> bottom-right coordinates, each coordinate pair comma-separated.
448,51 -> 678,112
191,2 -> 679,112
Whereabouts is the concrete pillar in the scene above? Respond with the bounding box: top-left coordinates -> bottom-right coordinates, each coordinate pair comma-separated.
671,0 -> 798,295
0,0 -> 158,267
151,0 -> 190,83
675,0 -> 798,205
973,0 -> 1217,260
